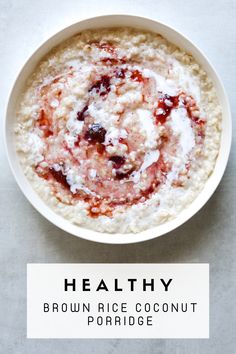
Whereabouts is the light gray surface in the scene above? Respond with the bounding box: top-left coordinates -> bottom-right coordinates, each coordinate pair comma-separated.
0,0 -> 235,353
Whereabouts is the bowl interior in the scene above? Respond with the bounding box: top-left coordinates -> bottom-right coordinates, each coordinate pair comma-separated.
5,15 -> 232,244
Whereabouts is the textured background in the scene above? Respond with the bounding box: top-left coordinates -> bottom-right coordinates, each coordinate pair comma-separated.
0,0 -> 235,353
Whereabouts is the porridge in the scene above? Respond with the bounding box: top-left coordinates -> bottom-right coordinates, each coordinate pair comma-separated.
15,28 -> 221,233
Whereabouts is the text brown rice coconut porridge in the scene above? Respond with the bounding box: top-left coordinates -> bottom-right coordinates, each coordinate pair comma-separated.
15,28 -> 221,233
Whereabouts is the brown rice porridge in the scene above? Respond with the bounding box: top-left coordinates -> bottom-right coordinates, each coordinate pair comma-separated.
15,28 -> 221,233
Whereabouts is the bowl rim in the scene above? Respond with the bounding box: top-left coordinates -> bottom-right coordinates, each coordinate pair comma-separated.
4,14 -> 232,244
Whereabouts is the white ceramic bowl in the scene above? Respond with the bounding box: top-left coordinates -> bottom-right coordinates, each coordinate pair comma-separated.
5,15 -> 231,244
